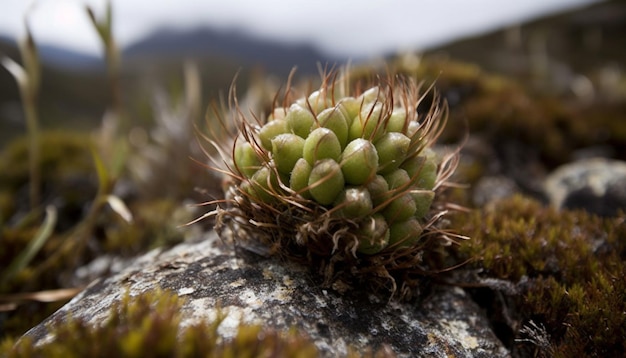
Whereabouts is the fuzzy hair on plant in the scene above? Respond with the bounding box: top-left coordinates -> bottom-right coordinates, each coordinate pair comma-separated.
194,68 -> 465,300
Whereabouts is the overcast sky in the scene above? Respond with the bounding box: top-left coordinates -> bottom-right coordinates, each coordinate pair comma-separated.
0,0 -> 600,59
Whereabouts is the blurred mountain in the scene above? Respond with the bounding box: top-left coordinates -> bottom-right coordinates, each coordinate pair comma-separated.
0,35 -> 19,59
2,23 -> 338,75
0,35 -> 109,147
123,26 -> 340,75
37,44 -> 104,70
0,35 -> 104,71
422,0 -> 626,94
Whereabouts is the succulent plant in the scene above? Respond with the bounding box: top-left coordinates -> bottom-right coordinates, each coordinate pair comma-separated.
202,69 -> 462,299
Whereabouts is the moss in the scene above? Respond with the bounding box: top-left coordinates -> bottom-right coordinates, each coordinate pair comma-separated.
0,131 -> 188,341
0,226 -> 77,339
101,198 -> 187,254
576,101 -> 626,158
0,131 -> 94,189
0,288 -> 338,357
0,130 -> 97,231
0,287 -> 397,357
452,194 -> 626,356
392,57 -> 626,168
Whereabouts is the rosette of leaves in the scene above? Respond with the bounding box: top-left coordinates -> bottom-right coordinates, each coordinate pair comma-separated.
200,71 -> 462,299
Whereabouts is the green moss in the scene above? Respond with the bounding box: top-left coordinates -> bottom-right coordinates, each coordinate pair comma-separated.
392,57 -> 626,167
0,225 -> 77,339
102,198 -> 187,254
1,288 -> 321,357
412,60 -> 567,161
453,195 -> 626,356
0,130 -> 97,233
0,226 -> 70,293
576,102 -> 626,157
0,131 -> 94,190
2,288 -> 402,357
0,131 -> 187,341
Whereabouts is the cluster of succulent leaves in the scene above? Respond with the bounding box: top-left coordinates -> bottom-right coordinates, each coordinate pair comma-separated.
211,73 -> 457,296
453,195 -> 626,357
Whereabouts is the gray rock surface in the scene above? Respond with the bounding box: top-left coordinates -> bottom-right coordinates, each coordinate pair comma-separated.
25,231 -> 509,357
473,175 -> 519,206
544,158 -> 626,216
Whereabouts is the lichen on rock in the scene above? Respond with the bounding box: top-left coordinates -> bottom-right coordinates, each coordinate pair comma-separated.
544,158 -> 626,217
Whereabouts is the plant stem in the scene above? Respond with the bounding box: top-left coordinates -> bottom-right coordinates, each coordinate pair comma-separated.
23,89 -> 41,209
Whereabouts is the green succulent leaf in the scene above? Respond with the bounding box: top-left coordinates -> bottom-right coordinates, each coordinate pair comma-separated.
271,133 -> 305,175
348,103 -> 384,142
340,138 -> 379,185
285,103 -> 315,138
411,190 -> 435,219
298,90 -> 327,115
317,106 -> 349,149
289,158 -> 313,198
366,174 -> 390,207
358,86 -> 381,104
388,218 -> 423,248
383,168 -> 411,191
308,159 -> 344,205
259,119 -> 288,151
270,107 -> 287,121
402,155 -> 438,190
234,141 -> 262,178
248,166 -> 282,204
336,98 -> 359,126
382,193 -> 417,223
375,132 -> 411,174
303,127 -> 342,165
386,108 -> 408,133
406,121 -> 421,141
333,187 -> 373,218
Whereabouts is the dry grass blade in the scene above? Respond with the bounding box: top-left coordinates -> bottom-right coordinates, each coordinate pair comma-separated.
1,19 -> 42,209
105,195 -> 133,223
1,206 -> 57,285
0,287 -> 83,310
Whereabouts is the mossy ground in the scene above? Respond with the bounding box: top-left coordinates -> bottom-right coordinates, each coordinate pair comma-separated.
405,58 -> 626,168
0,131 -> 190,340
1,289 -> 321,358
450,195 -> 625,357
1,288 -> 396,357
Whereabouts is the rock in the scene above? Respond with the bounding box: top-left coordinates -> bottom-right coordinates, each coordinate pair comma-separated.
544,158 -> 626,217
473,176 -> 519,207
24,231 -> 509,357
